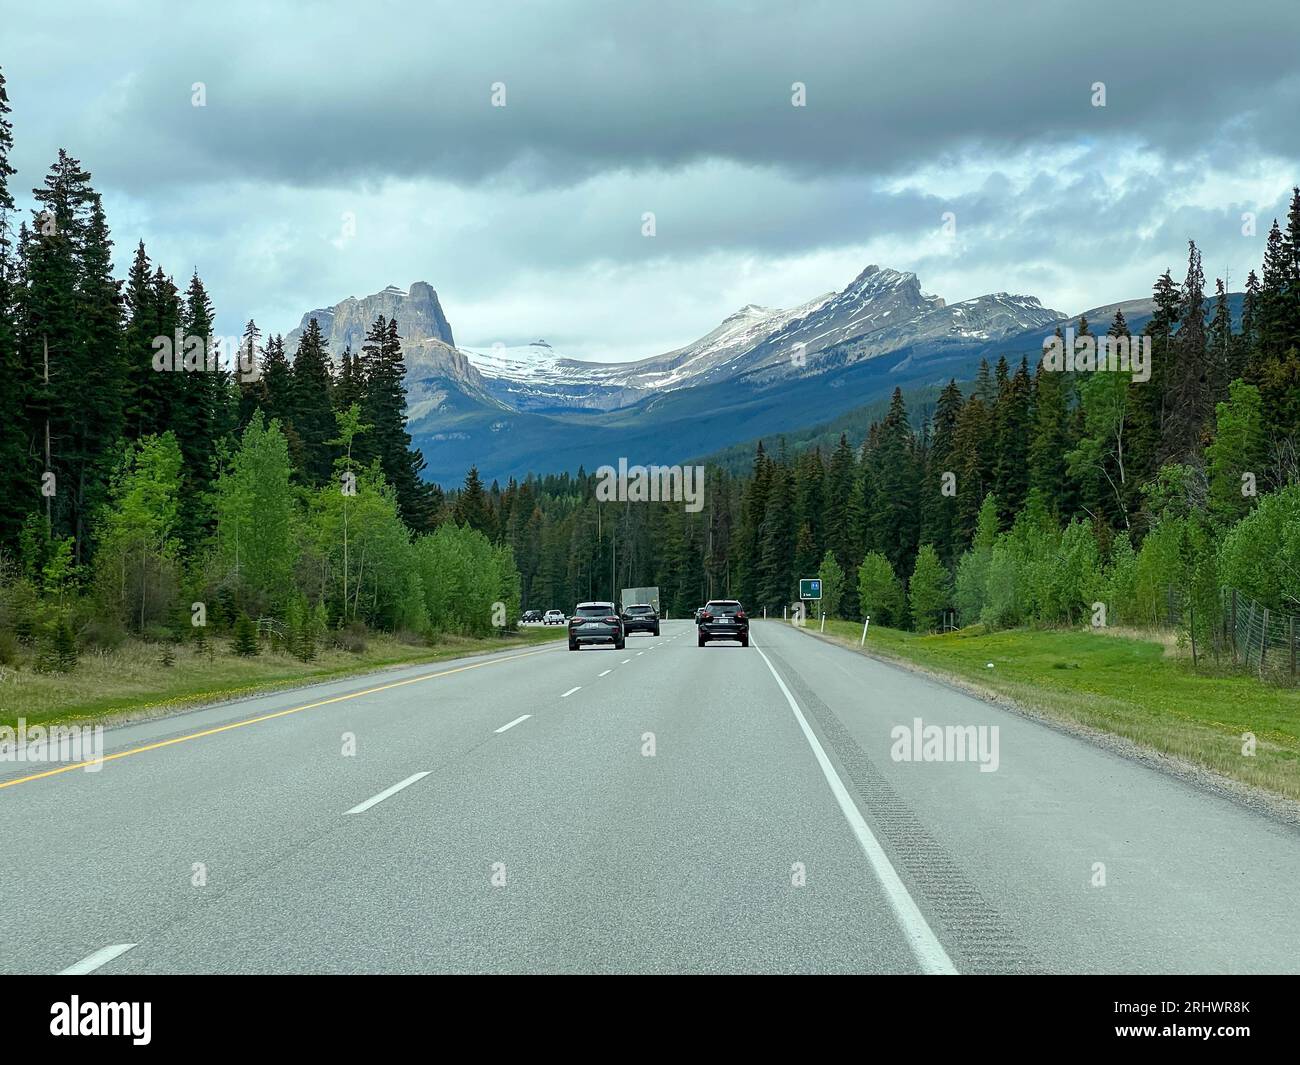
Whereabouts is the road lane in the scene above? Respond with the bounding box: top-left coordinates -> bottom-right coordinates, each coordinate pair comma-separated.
0,635 -> 599,973
6,614 -> 1297,974
752,619 -> 1300,973
91,620 -> 922,974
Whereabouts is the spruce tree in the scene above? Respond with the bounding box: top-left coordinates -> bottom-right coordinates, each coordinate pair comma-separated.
360,315 -> 436,530
993,358 -> 1032,524
0,66 -> 33,547
290,317 -> 335,486
1159,241 -> 1210,465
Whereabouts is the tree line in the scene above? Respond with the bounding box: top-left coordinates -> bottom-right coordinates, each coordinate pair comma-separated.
2,56 -> 1297,672
452,199 -> 1300,644
0,69 -> 516,668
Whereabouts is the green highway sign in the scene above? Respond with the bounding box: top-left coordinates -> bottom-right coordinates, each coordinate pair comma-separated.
799,578 -> 822,600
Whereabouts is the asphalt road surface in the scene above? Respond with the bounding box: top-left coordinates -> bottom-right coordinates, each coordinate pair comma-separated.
3,619 -> 1298,974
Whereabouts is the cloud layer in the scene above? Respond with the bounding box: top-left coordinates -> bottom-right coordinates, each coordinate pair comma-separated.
4,0 -> 1297,359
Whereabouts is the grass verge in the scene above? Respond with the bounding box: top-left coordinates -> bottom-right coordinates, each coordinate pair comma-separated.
0,626 -> 568,730
813,619 -> 1300,803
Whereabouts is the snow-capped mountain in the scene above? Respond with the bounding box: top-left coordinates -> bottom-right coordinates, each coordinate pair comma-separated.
287,266 -> 1069,483
459,265 -> 1061,412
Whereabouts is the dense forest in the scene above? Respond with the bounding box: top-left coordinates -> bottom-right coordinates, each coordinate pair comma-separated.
1,60 -> 1298,678
485,209 -> 1300,650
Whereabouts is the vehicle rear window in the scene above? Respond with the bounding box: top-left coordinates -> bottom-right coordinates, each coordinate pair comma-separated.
576,605 -> 614,618
706,602 -> 742,616
627,606 -> 653,614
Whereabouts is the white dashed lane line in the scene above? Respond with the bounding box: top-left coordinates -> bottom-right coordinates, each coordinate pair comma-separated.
598,669 -> 612,677
345,772 -> 430,815
58,943 -> 137,975
562,686 -> 581,698
494,715 -> 530,734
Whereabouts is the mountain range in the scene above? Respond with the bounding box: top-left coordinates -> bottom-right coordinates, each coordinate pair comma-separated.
283,269 -> 1231,486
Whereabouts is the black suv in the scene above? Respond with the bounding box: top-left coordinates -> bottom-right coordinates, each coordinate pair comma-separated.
621,604 -> 660,636
568,602 -> 626,651
697,600 -> 749,647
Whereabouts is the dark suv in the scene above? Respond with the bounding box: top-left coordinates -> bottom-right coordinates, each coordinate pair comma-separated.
568,602 -> 626,651
697,600 -> 749,647
621,604 -> 660,636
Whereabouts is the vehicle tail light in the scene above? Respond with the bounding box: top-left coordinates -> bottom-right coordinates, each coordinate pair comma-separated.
570,618 -> 584,627
605,616 -> 619,624
735,611 -> 746,621
700,612 -> 712,622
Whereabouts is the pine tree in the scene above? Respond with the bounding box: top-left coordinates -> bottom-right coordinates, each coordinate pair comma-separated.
236,318 -> 263,430
757,449 -> 797,609
1206,277 -> 1235,401
231,612 -> 259,657
869,388 -> 920,579
360,316 -> 436,530
454,466 -> 495,536
290,317 -> 335,486
20,151 -> 125,563
735,441 -> 771,606
823,433 -> 860,615
993,359 -> 1032,524
256,333 -> 294,428
1259,219 -> 1289,358
1159,241 -> 1211,465
0,66 -> 34,548
174,271 -> 219,552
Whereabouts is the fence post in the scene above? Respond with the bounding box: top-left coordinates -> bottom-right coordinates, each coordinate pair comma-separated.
1290,616 -> 1297,681
1260,607 -> 1269,679
1230,589 -> 1238,663
1189,602 -> 1197,670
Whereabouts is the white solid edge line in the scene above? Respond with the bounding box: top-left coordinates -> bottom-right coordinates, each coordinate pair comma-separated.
59,943 -> 137,975
495,714 -> 531,734
345,771 -> 431,815
750,637 -> 959,976
561,686 -> 581,697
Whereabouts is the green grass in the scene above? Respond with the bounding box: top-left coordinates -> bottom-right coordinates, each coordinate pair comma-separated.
0,626 -> 568,730
816,619 -> 1300,802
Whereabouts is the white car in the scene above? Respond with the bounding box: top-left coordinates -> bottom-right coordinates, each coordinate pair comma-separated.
544,609 -> 566,625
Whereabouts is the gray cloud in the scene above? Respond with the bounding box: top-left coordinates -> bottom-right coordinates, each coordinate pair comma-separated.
2,0 -> 1297,360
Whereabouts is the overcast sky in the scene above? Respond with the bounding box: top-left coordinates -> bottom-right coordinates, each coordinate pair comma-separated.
3,0 -> 1298,360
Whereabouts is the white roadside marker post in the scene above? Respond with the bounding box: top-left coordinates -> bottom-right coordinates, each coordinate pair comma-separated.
860,616 -> 870,647
820,612 -> 826,633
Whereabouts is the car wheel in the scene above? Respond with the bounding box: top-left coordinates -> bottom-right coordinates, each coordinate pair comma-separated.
568,640 -> 578,651
740,635 -> 749,647
653,626 -> 660,637
698,635 -> 707,647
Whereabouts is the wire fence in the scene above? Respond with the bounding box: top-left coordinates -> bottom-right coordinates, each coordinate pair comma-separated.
1223,588 -> 1300,683
1114,586 -> 1298,684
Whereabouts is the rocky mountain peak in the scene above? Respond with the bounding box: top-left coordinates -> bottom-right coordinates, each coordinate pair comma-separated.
286,281 -> 455,359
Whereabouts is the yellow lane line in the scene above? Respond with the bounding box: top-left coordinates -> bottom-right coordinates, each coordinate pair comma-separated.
0,645 -> 560,792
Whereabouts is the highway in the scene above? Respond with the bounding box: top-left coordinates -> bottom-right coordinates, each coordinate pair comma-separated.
2,619 -> 1298,974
